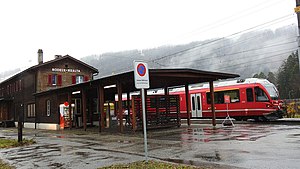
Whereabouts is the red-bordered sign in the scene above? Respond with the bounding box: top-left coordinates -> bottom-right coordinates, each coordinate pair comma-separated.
133,61 -> 149,89
137,63 -> 146,76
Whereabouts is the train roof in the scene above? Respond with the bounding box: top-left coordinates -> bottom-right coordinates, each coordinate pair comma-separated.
169,78 -> 273,92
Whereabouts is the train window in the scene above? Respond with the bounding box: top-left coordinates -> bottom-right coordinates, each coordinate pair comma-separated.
207,89 -> 240,104
197,96 -> 201,110
246,88 -> 254,102
192,97 -> 195,110
255,87 -> 269,102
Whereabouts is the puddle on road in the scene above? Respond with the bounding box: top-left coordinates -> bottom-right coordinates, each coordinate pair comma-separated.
194,151 -> 221,162
75,151 -> 90,157
117,140 -> 132,144
180,125 -> 273,143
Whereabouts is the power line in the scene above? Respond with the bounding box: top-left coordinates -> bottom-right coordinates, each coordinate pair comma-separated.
176,47 -> 298,67
166,0 -> 288,44
152,13 -> 295,64
214,50 -> 296,71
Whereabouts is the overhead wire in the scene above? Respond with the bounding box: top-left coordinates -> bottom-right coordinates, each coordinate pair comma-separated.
152,13 -> 295,64
165,38 -> 298,66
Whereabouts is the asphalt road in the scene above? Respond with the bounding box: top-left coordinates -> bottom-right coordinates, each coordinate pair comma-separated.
0,123 -> 299,169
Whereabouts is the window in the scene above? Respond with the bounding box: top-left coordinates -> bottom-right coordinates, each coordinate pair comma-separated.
27,104 -> 36,117
48,74 -> 62,86
72,75 -> 87,84
19,80 -> 22,91
76,75 -> 84,84
46,100 -> 51,116
192,96 -> 195,110
52,74 -> 57,85
246,88 -> 254,102
207,89 -> 240,104
255,87 -> 269,102
197,96 -> 201,111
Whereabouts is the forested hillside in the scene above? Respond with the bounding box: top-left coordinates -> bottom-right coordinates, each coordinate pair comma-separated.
82,25 -> 298,79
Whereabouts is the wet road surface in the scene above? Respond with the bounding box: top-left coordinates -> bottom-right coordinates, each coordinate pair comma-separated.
1,123 -> 300,169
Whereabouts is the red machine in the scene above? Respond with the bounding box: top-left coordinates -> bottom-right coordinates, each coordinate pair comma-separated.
169,78 -> 284,121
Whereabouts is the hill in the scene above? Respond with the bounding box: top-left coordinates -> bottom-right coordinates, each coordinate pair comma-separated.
81,25 -> 298,79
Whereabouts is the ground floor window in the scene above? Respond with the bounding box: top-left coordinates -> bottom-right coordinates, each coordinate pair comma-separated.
46,100 -> 51,116
27,104 -> 36,117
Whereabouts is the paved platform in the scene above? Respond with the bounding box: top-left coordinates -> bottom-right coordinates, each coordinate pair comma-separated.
1,122 -> 300,169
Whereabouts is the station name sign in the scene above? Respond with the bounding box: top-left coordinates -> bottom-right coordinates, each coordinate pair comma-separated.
52,68 -> 81,73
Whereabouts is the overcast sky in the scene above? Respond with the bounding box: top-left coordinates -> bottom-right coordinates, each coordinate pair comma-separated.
0,0 -> 297,72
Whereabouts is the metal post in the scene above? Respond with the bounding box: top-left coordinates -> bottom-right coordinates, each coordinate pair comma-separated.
185,84 -> 191,126
296,0 -> 300,72
141,88 -> 148,162
209,81 -> 216,127
18,104 -> 23,142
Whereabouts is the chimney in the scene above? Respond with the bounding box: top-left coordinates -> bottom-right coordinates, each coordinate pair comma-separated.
38,49 -> 43,64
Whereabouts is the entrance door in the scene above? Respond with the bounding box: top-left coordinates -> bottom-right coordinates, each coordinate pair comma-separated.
190,93 -> 202,117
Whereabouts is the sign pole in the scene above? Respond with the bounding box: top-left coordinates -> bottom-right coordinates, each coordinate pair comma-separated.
133,60 -> 150,162
141,88 -> 148,162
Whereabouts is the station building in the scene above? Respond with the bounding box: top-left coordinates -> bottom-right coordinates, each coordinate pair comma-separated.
0,49 -> 98,129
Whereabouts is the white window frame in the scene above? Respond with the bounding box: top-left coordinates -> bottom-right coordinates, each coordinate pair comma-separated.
46,100 -> 51,116
76,75 -> 84,84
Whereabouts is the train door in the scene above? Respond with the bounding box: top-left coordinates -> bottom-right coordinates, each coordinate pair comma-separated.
191,93 -> 202,117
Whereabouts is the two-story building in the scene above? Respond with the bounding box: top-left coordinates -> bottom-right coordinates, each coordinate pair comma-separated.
0,49 -> 98,129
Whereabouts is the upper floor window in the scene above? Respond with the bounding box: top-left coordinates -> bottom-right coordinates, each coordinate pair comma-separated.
72,75 -> 89,84
48,74 -> 62,86
76,75 -> 84,84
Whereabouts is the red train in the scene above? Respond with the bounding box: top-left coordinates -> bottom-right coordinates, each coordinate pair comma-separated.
118,78 -> 284,122
167,78 -> 284,121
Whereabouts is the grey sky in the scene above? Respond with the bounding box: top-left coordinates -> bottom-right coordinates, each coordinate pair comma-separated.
0,0 -> 296,72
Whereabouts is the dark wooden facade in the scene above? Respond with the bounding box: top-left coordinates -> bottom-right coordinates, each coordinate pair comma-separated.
0,52 -> 98,129
35,69 -> 239,131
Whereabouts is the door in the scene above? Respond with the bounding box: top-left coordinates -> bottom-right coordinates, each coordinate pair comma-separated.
190,93 -> 202,117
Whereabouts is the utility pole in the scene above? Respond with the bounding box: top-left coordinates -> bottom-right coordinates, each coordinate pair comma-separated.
295,0 -> 300,72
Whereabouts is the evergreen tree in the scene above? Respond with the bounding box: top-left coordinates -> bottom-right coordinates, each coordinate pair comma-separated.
252,73 -> 259,78
258,72 -> 267,79
267,72 -> 277,85
277,52 -> 300,99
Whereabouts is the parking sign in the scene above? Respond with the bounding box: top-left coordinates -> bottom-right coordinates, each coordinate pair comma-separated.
133,61 -> 149,89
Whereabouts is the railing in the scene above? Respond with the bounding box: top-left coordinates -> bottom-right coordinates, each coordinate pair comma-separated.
132,95 -> 180,131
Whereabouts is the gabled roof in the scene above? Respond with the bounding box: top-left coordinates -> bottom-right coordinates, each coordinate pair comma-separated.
0,55 -> 98,84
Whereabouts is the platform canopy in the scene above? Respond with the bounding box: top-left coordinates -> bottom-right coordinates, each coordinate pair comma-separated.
97,68 -> 240,93
35,68 -> 239,95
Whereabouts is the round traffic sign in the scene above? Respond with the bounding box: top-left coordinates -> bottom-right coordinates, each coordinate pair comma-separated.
137,63 -> 146,76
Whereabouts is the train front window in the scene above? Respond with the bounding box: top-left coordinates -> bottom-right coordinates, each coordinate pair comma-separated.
255,87 -> 269,102
262,84 -> 279,100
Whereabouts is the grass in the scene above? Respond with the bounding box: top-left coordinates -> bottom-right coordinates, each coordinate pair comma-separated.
98,160 -> 209,169
0,159 -> 14,169
0,138 -> 35,169
0,138 -> 36,149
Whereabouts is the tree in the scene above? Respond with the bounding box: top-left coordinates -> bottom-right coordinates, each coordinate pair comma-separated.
267,72 -> 277,85
252,72 -> 267,79
258,72 -> 267,79
277,52 -> 300,99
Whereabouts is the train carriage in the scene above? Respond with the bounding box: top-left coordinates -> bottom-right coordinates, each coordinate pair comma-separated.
170,78 -> 284,121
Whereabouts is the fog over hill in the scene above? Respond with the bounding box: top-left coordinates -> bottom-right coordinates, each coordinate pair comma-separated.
0,25 -> 298,82
82,25 -> 298,79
